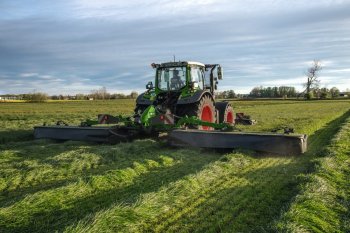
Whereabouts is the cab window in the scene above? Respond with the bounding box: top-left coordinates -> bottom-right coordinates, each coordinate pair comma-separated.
191,67 -> 204,89
157,67 -> 186,91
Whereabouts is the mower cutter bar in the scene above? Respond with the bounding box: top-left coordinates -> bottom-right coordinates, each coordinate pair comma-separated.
34,125 -> 307,155
33,125 -> 148,143
169,129 -> 307,155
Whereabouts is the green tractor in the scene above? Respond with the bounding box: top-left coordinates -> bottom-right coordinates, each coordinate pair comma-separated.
134,61 -> 234,130
34,61 -> 308,155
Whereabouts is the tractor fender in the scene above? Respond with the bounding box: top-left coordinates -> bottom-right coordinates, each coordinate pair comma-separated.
136,92 -> 152,105
177,90 -> 213,105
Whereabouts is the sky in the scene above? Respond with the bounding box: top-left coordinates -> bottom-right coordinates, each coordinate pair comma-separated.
0,0 -> 350,95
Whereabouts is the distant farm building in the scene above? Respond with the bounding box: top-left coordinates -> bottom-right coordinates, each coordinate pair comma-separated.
339,92 -> 348,97
0,95 -> 20,101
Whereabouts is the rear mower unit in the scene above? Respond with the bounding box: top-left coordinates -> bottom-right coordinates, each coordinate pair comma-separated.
34,61 -> 307,155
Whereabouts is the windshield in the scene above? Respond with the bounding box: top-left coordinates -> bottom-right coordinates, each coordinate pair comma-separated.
157,67 -> 186,91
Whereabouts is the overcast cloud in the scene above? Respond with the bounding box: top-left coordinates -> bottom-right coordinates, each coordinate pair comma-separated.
0,0 -> 350,95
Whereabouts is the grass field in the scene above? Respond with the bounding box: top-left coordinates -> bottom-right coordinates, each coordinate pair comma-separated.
277,116 -> 350,233
0,99 -> 349,232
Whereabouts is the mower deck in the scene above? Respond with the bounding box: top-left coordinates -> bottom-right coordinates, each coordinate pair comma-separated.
34,125 -> 150,143
34,125 -> 307,155
169,129 -> 307,155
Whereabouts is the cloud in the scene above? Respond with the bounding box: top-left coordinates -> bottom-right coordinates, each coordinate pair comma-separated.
324,68 -> 350,73
20,73 -> 38,77
0,1 -> 350,94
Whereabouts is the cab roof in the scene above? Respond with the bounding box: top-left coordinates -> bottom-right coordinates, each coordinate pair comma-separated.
159,61 -> 205,68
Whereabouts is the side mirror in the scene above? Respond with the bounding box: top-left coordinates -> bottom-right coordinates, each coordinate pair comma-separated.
146,81 -> 153,90
217,66 -> 223,80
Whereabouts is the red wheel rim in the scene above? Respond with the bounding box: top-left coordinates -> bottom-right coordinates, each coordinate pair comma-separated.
226,111 -> 234,124
201,105 -> 213,130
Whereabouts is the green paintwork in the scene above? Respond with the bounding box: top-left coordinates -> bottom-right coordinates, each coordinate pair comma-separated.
81,113 -> 233,131
176,116 -> 234,131
140,105 -> 156,126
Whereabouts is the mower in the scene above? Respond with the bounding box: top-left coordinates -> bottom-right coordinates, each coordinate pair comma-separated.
34,61 -> 307,155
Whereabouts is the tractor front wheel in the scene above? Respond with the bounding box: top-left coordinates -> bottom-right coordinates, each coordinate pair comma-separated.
215,102 -> 235,125
224,105 -> 235,125
134,104 -> 149,116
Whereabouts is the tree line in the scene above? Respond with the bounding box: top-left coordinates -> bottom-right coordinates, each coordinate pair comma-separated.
6,88 -> 139,102
51,90 -> 139,100
247,86 -> 342,99
249,86 -> 297,98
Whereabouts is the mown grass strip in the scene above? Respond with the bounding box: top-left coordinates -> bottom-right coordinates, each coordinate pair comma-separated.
0,141 -> 219,233
276,115 -> 350,233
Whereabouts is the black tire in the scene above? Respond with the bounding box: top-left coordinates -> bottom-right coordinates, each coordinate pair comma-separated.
215,102 -> 235,125
177,95 -> 216,130
134,104 -> 149,115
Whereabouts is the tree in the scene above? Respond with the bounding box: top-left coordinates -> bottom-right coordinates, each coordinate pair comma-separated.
130,91 -> 139,99
329,87 -> 340,98
272,86 -> 279,97
75,94 -> 86,100
25,92 -> 48,102
111,93 -> 126,99
90,87 -> 110,100
319,87 -> 329,99
304,60 -> 322,99
250,87 -> 262,97
249,86 -> 297,98
226,90 -> 236,98
345,88 -> 350,98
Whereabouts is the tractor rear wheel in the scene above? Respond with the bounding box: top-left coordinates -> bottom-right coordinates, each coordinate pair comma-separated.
177,95 -> 216,130
215,102 -> 235,125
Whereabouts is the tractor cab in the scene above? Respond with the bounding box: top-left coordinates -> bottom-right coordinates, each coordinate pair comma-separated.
146,61 -> 223,95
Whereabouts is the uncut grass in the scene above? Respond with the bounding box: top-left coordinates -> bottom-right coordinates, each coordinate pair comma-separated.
0,100 -> 349,232
0,100 -> 135,143
276,116 -> 350,233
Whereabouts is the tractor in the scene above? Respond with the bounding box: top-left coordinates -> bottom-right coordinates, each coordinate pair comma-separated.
134,61 -> 234,130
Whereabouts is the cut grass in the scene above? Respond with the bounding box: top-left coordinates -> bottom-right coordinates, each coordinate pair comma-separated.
0,99 -> 349,232
0,140 -> 220,232
276,115 -> 350,233
64,109 -> 350,233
